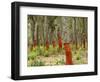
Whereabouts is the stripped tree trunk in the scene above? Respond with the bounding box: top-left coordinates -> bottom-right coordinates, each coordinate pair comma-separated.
64,43 -> 73,65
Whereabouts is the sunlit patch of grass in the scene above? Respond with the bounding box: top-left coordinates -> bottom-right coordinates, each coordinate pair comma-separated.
72,47 -> 87,64
31,60 -> 45,66
55,59 -> 65,65
28,51 -> 38,60
36,46 -> 44,56
44,50 -> 49,57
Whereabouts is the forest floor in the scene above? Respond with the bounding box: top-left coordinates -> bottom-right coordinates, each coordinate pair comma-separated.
28,48 -> 88,66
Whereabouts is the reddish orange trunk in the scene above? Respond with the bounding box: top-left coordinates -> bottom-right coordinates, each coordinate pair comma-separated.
58,37 -> 62,48
46,40 -> 49,50
52,40 -> 56,48
57,32 -> 62,49
64,43 -> 73,65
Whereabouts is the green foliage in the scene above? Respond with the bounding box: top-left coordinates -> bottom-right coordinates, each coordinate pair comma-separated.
44,50 -> 49,57
76,47 -> 84,63
32,60 -> 45,66
55,59 -> 65,65
54,45 -> 59,52
36,46 -> 44,56
43,45 -> 59,57
28,51 -> 38,60
48,45 -> 54,54
47,45 -> 59,55
28,47 -> 40,60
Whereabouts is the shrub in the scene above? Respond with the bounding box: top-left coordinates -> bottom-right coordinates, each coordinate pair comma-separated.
32,60 -> 45,66
55,59 -> 65,65
28,51 -> 38,60
44,50 -> 49,57
28,46 -> 40,60
76,47 -> 84,63
37,46 -> 45,56
48,45 -> 54,54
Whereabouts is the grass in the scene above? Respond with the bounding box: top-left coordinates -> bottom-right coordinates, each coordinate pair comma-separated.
31,60 -> 45,66
28,44 -> 87,66
55,59 -> 65,65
